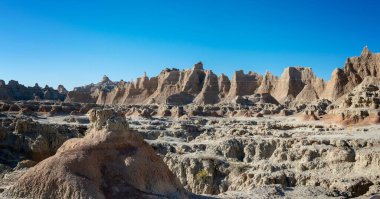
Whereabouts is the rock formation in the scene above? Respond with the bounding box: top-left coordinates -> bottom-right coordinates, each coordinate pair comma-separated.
194,70 -> 220,104
57,85 -> 68,94
0,110 -> 85,167
256,71 -> 277,94
65,75 -> 117,103
325,76 -> 380,125
146,68 -> 183,104
0,80 -> 66,101
5,109 -> 188,199
225,70 -> 262,101
218,73 -> 231,98
3,47 -> 380,107
93,62 -> 214,105
248,93 -> 279,105
96,74 -> 158,105
322,46 -> 380,100
1,91 -> 380,198
271,67 -> 324,104
148,62 -> 207,105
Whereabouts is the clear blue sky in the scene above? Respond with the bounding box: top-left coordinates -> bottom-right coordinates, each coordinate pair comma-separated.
1,0 -> 379,90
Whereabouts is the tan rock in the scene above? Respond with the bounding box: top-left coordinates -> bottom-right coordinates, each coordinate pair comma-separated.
5,109 -> 188,199
218,73 -> 231,98
225,70 -> 262,101
257,71 -> 278,94
272,67 -> 322,104
322,46 -> 380,100
194,70 -> 220,105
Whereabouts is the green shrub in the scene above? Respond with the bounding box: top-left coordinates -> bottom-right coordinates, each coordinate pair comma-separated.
195,169 -> 209,181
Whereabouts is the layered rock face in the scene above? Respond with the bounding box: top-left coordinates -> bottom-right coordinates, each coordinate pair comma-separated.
2,47 -> 380,199
93,62 -> 226,105
62,62 -> 326,106
96,74 -> 158,105
0,80 -> 67,101
271,67 -> 324,104
5,109 -> 188,199
193,70 -> 220,105
218,73 -> 231,98
256,71 -> 278,94
65,75 -> 117,104
0,115 -> 85,167
225,70 -> 262,101
325,77 -> 380,125
148,63 -> 207,105
322,46 -> 380,100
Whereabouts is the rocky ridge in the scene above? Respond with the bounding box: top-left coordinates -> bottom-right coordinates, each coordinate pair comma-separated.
62,47 -> 380,106
2,47 -> 379,107
0,80 -> 66,101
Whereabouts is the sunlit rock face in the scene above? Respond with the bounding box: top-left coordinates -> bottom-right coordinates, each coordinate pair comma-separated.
4,109 -> 188,199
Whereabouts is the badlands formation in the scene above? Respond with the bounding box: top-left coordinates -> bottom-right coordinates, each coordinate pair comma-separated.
0,47 -> 380,198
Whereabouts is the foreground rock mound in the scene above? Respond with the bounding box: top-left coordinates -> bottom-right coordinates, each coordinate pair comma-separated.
5,109 -> 188,199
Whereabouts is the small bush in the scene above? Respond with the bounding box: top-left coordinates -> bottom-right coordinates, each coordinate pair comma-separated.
195,169 -> 209,181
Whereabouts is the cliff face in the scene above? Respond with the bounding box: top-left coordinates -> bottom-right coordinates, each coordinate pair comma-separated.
65,75 -> 117,104
96,74 -> 158,105
257,71 -> 277,94
218,73 -> 231,98
225,70 -> 263,101
0,80 -> 66,101
271,67 -> 324,103
96,62 -> 219,105
193,70 -> 220,105
322,46 -> 380,100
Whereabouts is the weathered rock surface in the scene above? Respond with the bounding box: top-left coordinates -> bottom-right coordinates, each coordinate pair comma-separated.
65,75 -> 117,103
0,114 -> 86,167
194,70 -> 220,105
322,46 -> 380,100
4,109 -> 188,199
0,101 -> 97,116
97,73 -> 158,105
225,70 -> 262,101
142,114 -> 380,198
0,80 -> 66,101
0,101 -> 379,198
218,74 -> 231,98
257,71 -> 278,94
271,67 -> 324,104
325,76 -> 380,125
